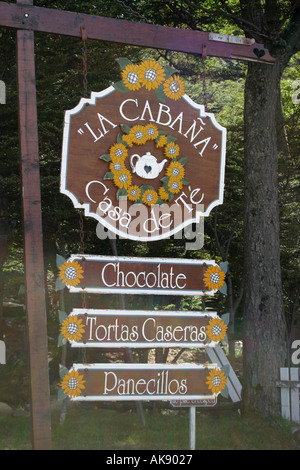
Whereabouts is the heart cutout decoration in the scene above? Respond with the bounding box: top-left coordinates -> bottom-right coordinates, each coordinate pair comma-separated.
253,48 -> 265,58
144,165 -> 152,174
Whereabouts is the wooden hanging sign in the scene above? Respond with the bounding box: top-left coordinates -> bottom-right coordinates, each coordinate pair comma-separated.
57,254 -> 227,296
61,58 -> 226,241
59,309 -> 228,348
60,363 -> 227,401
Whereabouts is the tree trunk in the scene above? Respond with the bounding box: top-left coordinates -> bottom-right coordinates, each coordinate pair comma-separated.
242,59 -> 288,416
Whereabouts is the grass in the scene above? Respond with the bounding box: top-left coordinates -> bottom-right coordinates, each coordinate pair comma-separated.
0,403 -> 299,450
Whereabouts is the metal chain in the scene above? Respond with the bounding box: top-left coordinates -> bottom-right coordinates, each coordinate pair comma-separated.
79,30 -> 87,320
81,27 -> 88,98
79,207 -> 87,364
79,209 -> 85,254
201,53 -> 208,111
79,27 -> 87,258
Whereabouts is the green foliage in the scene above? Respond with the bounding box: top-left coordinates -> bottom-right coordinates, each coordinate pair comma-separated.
0,406 -> 298,450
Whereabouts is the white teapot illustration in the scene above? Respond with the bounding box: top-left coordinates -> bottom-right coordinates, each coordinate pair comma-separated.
130,152 -> 167,180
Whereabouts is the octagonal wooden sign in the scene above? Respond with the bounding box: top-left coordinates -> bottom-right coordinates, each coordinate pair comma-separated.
61,58 -> 226,241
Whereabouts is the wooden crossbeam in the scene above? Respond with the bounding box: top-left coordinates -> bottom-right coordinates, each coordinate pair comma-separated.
0,1 -> 275,63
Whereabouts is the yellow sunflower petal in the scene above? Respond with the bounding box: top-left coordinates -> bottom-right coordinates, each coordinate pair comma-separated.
166,161 -> 185,180
140,60 -> 165,91
113,168 -> 132,189
164,142 -> 180,159
129,125 -> 147,145
206,317 -> 227,343
167,176 -> 183,194
142,189 -> 158,206
109,161 -> 125,175
127,185 -> 141,201
163,75 -> 185,100
61,369 -> 86,398
110,143 -> 128,161
121,64 -> 142,91
60,315 -> 85,342
206,369 -> 227,395
59,260 -> 84,287
158,187 -> 170,201
122,134 -> 134,147
144,124 -> 159,141
156,135 -> 168,148
204,266 -> 225,291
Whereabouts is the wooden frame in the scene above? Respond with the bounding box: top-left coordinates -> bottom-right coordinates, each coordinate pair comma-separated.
0,0 -> 274,450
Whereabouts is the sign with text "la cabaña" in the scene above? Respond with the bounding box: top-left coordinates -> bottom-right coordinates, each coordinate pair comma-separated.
61,58 -> 226,241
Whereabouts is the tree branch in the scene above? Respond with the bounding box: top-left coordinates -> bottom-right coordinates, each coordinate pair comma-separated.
281,0 -> 300,53
187,0 -> 271,38
160,0 -> 200,30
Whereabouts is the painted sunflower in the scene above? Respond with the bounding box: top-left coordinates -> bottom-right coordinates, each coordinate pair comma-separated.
60,315 -> 85,342
127,185 -> 141,201
129,125 -> 148,145
144,124 -> 159,141
122,134 -> 134,147
139,60 -> 165,91
113,168 -> 132,189
61,369 -> 86,399
121,63 -> 142,91
166,161 -> 185,180
109,161 -> 125,174
142,189 -> 158,206
110,143 -> 128,162
164,142 -> 180,159
168,176 -> 183,194
206,368 -> 227,395
58,260 -> 84,287
156,135 -> 168,148
158,187 -> 170,201
163,75 -> 185,100
206,317 -> 228,343
204,265 -> 225,291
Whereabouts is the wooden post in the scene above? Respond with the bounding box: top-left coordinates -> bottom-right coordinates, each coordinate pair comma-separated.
17,0 -> 52,450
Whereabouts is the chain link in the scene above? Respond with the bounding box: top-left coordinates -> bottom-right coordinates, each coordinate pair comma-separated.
82,41 -> 88,98
201,54 -> 208,111
81,27 -> 88,98
79,209 -> 85,254
79,29 -> 88,317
